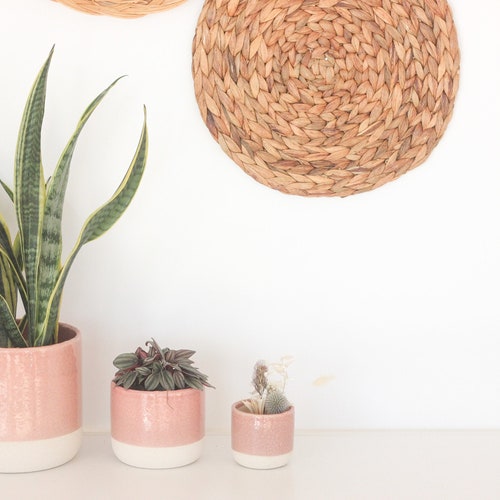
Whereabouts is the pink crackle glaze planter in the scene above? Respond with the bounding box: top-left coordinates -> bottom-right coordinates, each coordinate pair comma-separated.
231,402 -> 294,469
111,383 -> 205,469
0,323 -> 82,473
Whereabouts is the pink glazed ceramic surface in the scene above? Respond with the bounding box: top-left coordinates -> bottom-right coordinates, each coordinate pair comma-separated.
0,324 -> 82,441
231,402 -> 294,456
111,384 -> 205,447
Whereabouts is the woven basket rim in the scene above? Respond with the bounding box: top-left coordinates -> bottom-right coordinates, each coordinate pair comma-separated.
53,0 -> 187,18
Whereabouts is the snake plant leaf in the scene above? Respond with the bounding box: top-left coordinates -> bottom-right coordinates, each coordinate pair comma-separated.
14,47 -> 53,343
0,215 -> 27,311
0,295 -> 27,347
37,108 -> 148,345
36,76 -> 125,342
76,108 -> 148,245
0,179 -> 14,202
0,253 -> 17,334
13,233 -> 24,271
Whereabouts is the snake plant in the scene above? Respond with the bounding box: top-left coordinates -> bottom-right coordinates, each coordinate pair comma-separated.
0,48 -> 148,348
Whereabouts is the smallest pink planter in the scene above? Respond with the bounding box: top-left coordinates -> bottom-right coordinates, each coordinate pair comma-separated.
111,384 -> 205,469
231,402 -> 294,469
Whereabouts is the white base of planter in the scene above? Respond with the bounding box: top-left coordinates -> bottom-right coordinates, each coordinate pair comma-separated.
232,450 -> 292,469
0,428 -> 82,473
111,438 -> 203,469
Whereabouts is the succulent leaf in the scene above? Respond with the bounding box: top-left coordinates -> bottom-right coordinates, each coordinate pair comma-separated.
159,369 -> 175,390
145,372 -> 161,391
173,370 -> 185,389
113,352 -> 139,370
163,349 -> 175,362
185,377 -> 204,390
135,366 -> 151,377
174,349 -> 196,360
113,338 -> 213,392
121,371 -> 138,390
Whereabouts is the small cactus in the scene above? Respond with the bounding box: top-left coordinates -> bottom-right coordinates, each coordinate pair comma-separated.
264,389 -> 291,415
240,357 -> 293,415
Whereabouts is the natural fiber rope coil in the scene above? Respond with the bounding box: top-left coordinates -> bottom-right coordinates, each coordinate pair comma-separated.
53,0 -> 186,18
192,0 -> 460,197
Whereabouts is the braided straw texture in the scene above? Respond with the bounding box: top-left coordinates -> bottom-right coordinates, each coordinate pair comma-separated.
192,0 -> 460,197
53,0 -> 186,18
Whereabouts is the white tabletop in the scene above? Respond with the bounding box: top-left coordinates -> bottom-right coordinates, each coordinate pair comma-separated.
1,431 -> 499,500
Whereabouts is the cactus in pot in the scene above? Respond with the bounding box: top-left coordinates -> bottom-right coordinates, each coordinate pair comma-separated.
232,357 -> 294,469
240,357 -> 293,415
0,47 -> 148,348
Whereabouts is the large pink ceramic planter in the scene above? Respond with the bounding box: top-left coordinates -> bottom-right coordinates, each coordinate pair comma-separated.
231,402 -> 294,469
111,383 -> 205,468
0,323 -> 82,473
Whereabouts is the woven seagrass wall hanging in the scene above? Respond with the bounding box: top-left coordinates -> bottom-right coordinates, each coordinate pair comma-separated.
53,0 -> 186,18
192,0 -> 460,197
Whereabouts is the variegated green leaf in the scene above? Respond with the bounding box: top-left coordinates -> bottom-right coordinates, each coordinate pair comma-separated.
14,48 -> 53,343
145,372 -> 160,391
135,366 -> 152,377
113,352 -> 139,370
0,179 -> 14,202
36,77 -> 125,343
0,253 -> 15,306
0,295 -> 27,347
185,377 -> 204,391
78,113 -> 147,245
160,369 -> 175,390
172,370 -> 185,389
0,216 -> 27,316
37,108 -> 148,345
173,349 -> 196,361
13,232 -> 24,272
121,371 -> 138,390
3,48 -> 148,348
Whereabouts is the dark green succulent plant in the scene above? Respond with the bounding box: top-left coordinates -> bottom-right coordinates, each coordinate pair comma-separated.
113,339 -> 214,391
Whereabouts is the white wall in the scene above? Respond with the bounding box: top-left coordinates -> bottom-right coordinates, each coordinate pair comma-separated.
0,1 -> 498,432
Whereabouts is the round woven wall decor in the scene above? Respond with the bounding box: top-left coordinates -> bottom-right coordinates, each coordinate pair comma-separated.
53,0 -> 186,18
192,0 -> 460,197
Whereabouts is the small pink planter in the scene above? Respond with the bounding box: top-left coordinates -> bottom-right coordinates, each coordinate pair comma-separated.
231,402 -> 294,469
111,383 -> 205,468
0,324 -> 82,473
